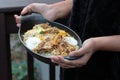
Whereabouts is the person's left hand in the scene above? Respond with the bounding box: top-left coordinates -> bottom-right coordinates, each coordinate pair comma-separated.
50,38 -> 97,68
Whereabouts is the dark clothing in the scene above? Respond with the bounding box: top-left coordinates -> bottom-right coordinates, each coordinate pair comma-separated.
63,0 -> 120,80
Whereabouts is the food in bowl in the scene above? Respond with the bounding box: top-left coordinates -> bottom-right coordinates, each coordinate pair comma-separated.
23,23 -> 79,56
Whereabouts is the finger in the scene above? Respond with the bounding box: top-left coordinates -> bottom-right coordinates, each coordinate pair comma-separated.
51,56 -> 76,68
72,53 -> 92,66
14,15 -> 20,23
51,56 -> 70,64
17,23 -> 21,27
51,55 -> 60,63
69,49 -> 83,57
58,56 -> 84,68
51,56 -> 83,68
59,63 -> 76,68
21,5 -> 32,15
14,14 -> 21,27
57,56 -> 83,67
69,46 -> 87,57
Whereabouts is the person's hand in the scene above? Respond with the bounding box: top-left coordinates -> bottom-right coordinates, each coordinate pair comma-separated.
14,3 -> 57,27
51,38 -> 97,68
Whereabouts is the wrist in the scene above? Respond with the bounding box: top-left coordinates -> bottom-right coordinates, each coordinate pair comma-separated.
48,4 -> 58,20
49,0 -> 73,20
91,37 -> 102,51
88,38 -> 98,52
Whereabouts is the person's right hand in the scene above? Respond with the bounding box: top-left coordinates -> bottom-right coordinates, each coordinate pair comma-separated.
14,3 -> 57,27
51,38 -> 96,68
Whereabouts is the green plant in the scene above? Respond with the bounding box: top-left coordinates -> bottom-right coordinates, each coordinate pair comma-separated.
12,60 -> 27,80
11,34 -> 40,80
12,60 -> 39,80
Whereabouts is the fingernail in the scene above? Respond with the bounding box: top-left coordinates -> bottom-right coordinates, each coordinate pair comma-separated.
17,24 -> 21,27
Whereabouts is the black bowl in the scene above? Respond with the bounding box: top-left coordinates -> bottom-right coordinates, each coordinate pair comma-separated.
18,13 -> 82,65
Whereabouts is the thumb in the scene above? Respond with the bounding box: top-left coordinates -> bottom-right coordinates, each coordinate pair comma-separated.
21,6 -> 32,15
69,47 -> 85,57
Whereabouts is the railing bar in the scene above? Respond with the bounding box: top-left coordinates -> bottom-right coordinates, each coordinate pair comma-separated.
27,52 -> 34,80
49,65 -> 55,80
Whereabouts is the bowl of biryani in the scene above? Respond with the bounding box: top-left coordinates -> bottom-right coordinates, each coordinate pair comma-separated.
18,13 -> 82,65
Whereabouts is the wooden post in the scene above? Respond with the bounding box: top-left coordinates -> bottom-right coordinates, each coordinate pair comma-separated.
0,13 -> 12,80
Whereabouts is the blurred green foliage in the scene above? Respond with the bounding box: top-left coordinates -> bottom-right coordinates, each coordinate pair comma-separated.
12,60 -> 38,80
12,61 -> 27,80
11,34 -> 40,80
